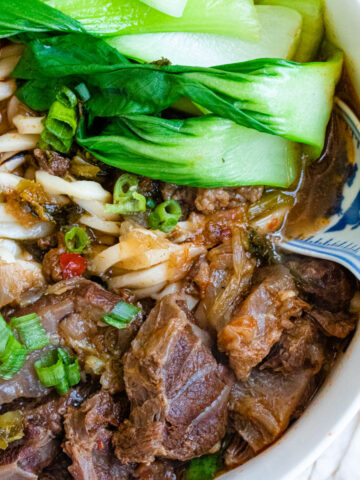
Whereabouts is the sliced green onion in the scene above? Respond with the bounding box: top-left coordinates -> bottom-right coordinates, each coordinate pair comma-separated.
0,315 -> 27,380
56,86 -> 77,109
39,131 -> 72,154
57,348 -> 81,387
105,192 -> 146,215
46,100 -> 77,141
0,411 -> 24,450
35,349 -> 66,386
149,200 -> 182,233
41,91 -> 78,154
75,82 -> 91,102
35,348 -> 81,395
0,315 -> 12,354
10,313 -> 49,352
146,197 -> 156,209
103,302 -> 140,329
65,226 -> 90,253
113,174 -> 139,202
0,336 -> 27,380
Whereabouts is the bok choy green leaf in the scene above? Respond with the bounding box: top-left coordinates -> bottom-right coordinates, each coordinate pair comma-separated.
42,0 -> 260,40
14,34 -> 342,153
76,115 -> 300,188
0,0 -> 84,39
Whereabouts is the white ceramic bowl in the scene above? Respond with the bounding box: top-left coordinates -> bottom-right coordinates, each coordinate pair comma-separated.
221,3 -> 360,479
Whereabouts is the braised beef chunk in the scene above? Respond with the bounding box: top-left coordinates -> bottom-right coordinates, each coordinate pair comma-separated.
309,309 -> 357,338
195,186 -> 263,215
218,266 -> 309,380
224,436 -> 254,469
5,278 -> 139,399
113,295 -> 232,464
0,396 -> 65,479
34,149 -> 70,177
229,368 -> 314,453
288,258 -> 356,312
39,453 -> 72,480
261,316 -> 325,374
64,391 -> 134,480
134,461 -> 177,480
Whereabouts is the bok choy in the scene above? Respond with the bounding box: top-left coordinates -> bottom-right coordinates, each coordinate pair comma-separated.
108,5 -> 303,67
77,115 -> 300,188
0,0 -> 84,38
14,34 -> 343,153
257,0 -> 324,62
42,0 -> 260,40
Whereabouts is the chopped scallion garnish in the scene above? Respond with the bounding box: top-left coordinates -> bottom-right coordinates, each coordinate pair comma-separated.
56,85 -> 78,109
35,348 -> 81,395
105,192 -> 146,215
113,174 -> 139,202
0,315 -> 27,380
103,302 -> 140,329
10,313 -> 49,351
105,174 -> 146,215
149,200 -> 182,233
75,82 -> 91,102
65,226 -> 90,253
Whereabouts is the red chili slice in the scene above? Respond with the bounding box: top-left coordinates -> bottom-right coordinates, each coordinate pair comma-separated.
59,253 -> 87,280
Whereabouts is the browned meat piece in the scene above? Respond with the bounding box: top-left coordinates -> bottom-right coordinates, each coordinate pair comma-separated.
113,295 -> 232,464
310,309 -> 357,338
1,279 -> 136,404
218,266 -> 309,380
224,436 -> 255,469
34,149 -> 70,177
160,183 -> 196,218
195,186 -> 263,214
195,228 -> 256,333
64,391 -> 134,480
261,316 -> 325,374
42,233 -> 66,283
134,461 -> 176,480
0,396 -> 67,479
229,368 -> 313,453
37,234 -> 59,252
288,258 -> 356,312
39,453 -> 72,480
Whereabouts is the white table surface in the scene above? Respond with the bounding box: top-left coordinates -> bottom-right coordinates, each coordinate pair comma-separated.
296,412 -> 360,480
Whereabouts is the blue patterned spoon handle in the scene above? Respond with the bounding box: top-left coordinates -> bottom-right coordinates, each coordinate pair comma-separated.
282,98 -> 360,280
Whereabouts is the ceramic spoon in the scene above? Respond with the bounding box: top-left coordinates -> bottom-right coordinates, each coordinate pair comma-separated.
282,98 -> 360,280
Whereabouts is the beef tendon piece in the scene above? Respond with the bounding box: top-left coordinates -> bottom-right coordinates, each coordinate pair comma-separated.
310,309 -> 357,339
64,391 -> 134,480
288,258 -> 356,312
34,149 -> 70,178
113,294 -> 233,464
229,368 -> 313,453
218,266 -> 309,380
261,316 -> 325,374
134,461 -> 177,480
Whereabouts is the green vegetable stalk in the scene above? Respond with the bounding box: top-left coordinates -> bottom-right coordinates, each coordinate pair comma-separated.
42,0 -> 260,40
77,115 -> 300,188
14,34 -> 343,154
